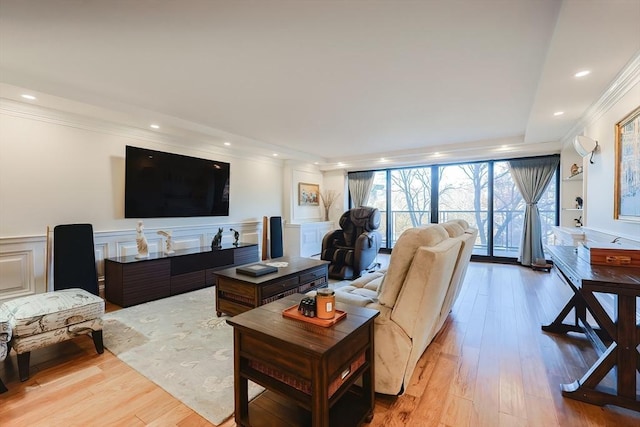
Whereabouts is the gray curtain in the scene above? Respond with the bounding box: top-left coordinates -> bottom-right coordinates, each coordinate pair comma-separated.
348,171 -> 375,207
508,156 -> 559,266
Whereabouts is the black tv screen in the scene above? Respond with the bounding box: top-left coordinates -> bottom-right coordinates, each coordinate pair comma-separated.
125,146 -> 230,218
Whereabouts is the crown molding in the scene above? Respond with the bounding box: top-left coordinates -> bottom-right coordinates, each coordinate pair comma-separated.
0,97 -> 286,166
561,52 -> 640,147
319,137 -> 561,172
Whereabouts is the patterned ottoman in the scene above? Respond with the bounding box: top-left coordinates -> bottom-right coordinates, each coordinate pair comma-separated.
0,307 -> 11,393
1,288 -> 104,381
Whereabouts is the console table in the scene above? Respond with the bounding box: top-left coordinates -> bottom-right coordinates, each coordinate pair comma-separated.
227,294 -> 379,426
105,243 -> 258,307
543,245 -> 640,411
214,256 -> 329,316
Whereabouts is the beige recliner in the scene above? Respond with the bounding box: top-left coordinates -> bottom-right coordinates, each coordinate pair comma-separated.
334,220 -> 477,395
435,219 -> 478,332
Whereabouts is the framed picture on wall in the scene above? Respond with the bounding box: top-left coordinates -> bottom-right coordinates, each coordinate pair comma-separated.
614,106 -> 640,221
298,182 -> 320,206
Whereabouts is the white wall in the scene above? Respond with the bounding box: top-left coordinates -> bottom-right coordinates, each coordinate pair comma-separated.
322,169 -> 348,223
0,108 -> 283,236
583,80 -> 640,242
0,104 -> 283,300
283,161 -> 323,224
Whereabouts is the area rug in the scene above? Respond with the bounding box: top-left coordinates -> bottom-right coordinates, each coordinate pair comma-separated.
102,287 -> 263,425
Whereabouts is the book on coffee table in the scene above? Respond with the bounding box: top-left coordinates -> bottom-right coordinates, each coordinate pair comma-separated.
236,263 -> 278,277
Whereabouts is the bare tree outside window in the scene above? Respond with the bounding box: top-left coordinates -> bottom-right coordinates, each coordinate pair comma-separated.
363,158 -> 557,255
439,164 -> 488,254
390,168 -> 431,244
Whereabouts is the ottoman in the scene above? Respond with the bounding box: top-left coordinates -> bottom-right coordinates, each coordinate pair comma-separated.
0,308 -> 11,393
1,288 -> 104,381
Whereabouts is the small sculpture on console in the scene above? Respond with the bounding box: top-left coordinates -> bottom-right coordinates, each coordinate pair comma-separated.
229,228 -> 240,246
157,230 -> 175,254
211,227 -> 223,249
135,221 -> 149,259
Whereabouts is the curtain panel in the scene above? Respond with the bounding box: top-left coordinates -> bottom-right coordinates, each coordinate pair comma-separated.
508,156 -> 559,267
347,171 -> 375,208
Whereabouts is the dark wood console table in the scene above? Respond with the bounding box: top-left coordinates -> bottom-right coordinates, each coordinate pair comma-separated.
543,245 -> 640,411
105,243 -> 258,307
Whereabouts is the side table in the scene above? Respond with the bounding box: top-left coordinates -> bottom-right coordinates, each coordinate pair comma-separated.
226,294 -> 379,426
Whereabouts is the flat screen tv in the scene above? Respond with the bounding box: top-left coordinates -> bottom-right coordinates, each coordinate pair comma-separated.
125,146 -> 230,218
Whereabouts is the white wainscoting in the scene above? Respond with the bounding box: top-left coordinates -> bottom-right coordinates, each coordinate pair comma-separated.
0,236 -> 45,301
0,221 -> 261,303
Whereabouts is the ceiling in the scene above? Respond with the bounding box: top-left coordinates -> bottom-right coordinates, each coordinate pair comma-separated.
1,0 -> 639,170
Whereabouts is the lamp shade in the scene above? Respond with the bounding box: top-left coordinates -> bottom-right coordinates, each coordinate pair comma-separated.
573,135 -> 598,157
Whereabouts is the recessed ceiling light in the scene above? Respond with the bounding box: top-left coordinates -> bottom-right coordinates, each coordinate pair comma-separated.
432,152 -> 441,157
314,162 -> 319,165
574,70 -> 591,78
380,158 -> 387,162
21,94 -> 36,100
150,124 -> 160,129
223,142 -> 231,146
272,153 -> 278,157
337,162 -> 344,166
554,111 -> 564,116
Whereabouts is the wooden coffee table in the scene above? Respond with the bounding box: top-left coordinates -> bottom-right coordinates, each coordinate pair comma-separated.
226,294 -> 379,427
214,257 -> 329,316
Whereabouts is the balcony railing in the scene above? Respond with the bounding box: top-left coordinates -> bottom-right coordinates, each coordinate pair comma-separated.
378,209 -> 556,257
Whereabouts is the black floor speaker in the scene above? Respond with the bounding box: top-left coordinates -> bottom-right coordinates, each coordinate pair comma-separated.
270,216 -> 283,258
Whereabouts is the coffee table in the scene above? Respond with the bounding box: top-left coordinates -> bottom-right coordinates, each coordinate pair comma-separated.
214,256 -> 329,316
226,294 -> 379,427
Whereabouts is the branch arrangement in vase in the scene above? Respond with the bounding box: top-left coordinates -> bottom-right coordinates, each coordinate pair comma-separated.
320,190 -> 340,221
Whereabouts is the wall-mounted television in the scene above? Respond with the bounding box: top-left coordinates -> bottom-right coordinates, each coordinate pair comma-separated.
125,146 -> 230,218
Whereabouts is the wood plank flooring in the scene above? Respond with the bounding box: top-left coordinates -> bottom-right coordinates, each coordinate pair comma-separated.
1,262 -> 639,426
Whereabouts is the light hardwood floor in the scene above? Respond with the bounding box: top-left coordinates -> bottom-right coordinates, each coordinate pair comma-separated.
1,262 -> 638,426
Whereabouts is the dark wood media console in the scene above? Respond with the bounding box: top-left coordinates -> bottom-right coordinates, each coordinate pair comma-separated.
105,243 -> 258,307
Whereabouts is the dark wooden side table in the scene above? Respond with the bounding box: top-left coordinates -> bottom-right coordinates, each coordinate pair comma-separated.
543,245 -> 640,412
214,257 -> 329,316
226,294 -> 379,427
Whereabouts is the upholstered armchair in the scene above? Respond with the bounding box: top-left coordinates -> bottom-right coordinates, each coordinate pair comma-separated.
321,206 -> 382,280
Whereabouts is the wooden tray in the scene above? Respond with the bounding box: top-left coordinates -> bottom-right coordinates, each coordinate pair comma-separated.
282,304 -> 347,327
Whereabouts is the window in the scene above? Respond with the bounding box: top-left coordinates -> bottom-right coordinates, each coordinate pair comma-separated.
362,156 -> 558,260
439,163 -> 488,255
368,171 -> 388,247
389,167 -> 432,247
493,161 -> 525,257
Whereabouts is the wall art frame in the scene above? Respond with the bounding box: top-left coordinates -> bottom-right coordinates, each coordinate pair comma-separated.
298,182 -> 320,206
614,106 -> 640,221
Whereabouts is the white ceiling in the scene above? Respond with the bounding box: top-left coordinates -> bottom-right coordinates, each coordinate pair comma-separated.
1,0 -> 639,169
